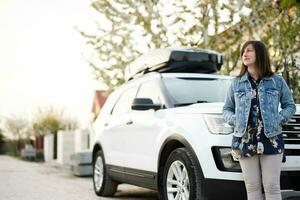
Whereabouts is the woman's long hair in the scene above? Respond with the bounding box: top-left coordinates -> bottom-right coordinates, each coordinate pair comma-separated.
238,40 -> 273,78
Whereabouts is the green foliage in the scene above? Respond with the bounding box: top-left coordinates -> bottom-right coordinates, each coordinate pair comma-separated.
2,118 -> 27,155
5,139 -> 21,157
219,0 -> 299,100
35,149 -> 44,162
279,0 -> 297,9
4,116 -> 30,140
32,107 -> 79,135
79,0 -> 236,92
0,130 -> 6,154
80,0 -> 300,102
33,116 -> 61,135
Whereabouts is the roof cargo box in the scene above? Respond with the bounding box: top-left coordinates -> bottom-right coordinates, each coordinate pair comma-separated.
125,48 -> 223,81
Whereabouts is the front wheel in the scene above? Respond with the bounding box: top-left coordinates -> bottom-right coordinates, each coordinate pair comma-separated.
162,148 -> 206,200
93,150 -> 118,196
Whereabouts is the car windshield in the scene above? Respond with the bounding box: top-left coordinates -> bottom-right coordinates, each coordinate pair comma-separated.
162,77 -> 232,106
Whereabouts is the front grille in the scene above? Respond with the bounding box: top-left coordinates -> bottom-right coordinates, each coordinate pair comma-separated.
281,171 -> 300,190
282,114 -> 300,144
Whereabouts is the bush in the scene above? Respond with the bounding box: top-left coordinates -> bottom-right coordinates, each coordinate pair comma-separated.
0,133 -> 6,154
36,149 -> 44,162
5,140 -> 21,157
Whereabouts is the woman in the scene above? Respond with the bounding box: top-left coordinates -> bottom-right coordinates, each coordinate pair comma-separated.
223,40 -> 296,200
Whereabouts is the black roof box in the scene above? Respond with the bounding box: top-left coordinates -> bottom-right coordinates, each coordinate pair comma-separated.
125,47 -> 223,81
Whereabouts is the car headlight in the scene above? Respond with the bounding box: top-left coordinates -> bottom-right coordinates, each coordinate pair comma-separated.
203,114 -> 233,135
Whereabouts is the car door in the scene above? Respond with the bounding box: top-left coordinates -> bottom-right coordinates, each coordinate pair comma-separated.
122,79 -> 167,173
100,85 -> 139,168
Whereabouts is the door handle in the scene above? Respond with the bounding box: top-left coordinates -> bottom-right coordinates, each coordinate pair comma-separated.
126,120 -> 133,125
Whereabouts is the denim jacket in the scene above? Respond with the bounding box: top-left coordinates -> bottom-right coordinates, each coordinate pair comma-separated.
223,72 -> 296,138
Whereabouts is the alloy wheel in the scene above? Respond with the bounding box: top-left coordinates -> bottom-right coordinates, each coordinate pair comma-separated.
94,156 -> 104,191
166,160 -> 190,200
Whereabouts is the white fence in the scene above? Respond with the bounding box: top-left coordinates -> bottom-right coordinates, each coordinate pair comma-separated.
74,129 -> 89,153
43,134 -> 54,162
43,129 -> 90,165
57,130 -> 75,165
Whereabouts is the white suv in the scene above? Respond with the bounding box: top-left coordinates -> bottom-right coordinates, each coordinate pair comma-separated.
92,48 -> 300,200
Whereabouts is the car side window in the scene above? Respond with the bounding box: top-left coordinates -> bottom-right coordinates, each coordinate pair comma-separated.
136,80 -> 162,105
111,86 -> 139,115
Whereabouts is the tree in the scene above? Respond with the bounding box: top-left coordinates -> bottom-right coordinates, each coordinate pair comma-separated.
243,1 -> 299,102
32,115 -> 61,136
4,116 -> 29,140
201,1 -> 300,74
32,107 -> 78,135
3,116 -> 30,153
265,1 -> 300,102
32,107 -> 79,159
78,0 -> 228,93
197,0 -> 300,102
80,0 -> 300,102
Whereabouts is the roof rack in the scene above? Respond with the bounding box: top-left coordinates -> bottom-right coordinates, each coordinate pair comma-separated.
125,47 -> 223,81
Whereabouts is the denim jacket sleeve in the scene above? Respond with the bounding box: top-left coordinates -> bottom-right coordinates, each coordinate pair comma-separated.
278,76 -> 296,125
223,79 -> 236,126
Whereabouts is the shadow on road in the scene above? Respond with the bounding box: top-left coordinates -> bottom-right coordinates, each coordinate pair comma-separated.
113,184 -> 159,200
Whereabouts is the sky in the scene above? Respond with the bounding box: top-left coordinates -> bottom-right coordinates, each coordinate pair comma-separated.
0,0 -> 104,129
0,0 -> 253,136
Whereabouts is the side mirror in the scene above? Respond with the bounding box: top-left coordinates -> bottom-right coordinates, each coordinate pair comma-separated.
131,98 -> 162,111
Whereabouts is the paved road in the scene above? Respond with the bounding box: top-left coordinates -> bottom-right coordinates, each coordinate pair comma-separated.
0,155 -> 158,200
0,155 -> 300,200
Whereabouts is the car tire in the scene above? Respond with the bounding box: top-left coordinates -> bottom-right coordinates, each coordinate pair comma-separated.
93,150 -> 118,196
162,148 -> 207,200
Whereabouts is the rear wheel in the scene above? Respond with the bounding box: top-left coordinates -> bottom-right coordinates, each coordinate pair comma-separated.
93,150 -> 118,196
162,148 -> 206,200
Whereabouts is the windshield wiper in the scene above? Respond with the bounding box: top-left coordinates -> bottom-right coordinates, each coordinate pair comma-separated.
174,100 -> 208,107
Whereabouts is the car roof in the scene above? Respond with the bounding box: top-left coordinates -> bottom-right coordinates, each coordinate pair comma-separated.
126,72 -> 232,85
160,72 -> 232,79
125,48 -> 223,81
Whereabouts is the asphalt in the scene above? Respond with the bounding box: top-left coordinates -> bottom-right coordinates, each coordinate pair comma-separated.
0,155 -> 158,200
0,155 -> 299,200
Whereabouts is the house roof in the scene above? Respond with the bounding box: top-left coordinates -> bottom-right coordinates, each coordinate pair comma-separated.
92,90 -> 107,116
